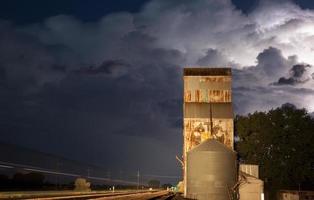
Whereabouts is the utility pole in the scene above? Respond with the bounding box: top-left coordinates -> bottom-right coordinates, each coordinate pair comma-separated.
137,170 -> 140,190
56,161 -> 61,190
107,170 -> 111,180
209,101 -> 213,136
87,168 -> 90,178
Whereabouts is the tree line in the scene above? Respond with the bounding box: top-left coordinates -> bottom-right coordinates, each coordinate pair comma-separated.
235,103 -> 314,197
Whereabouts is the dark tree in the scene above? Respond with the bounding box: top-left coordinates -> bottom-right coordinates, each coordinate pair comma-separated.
235,104 -> 314,195
148,179 -> 160,188
162,183 -> 172,189
0,174 -> 10,189
13,172 -> 45,189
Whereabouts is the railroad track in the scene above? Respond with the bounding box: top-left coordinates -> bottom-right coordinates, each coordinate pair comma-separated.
147,192 -> 175,200
28,191 -> 142,200
90,190 -> 174,200
12,190 -> 174,200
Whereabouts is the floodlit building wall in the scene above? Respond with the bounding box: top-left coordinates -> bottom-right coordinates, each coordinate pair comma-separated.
239,174 -> 264,200
278,192 -> 300,200
239,165 -> 264,200
239,164 -> 259,178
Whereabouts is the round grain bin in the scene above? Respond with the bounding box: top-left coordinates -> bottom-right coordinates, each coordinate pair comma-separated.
186,139 -> 237,200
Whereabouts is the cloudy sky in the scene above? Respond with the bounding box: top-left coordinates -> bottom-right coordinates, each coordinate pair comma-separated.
1,0 -> 314,182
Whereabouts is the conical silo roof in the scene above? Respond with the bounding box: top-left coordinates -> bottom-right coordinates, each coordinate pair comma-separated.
189,139 -> 236,154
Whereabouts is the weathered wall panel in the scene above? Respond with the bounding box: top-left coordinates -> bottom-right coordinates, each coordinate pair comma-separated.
185,103 -> 233,118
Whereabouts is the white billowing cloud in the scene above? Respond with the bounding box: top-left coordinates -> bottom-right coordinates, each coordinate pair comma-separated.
197,48 -> 235,67
136,0 -> 253,65
250,1 -> 314,65
1,0 -> 314,113
140,0 -> 314,67
20,0 -> 314,68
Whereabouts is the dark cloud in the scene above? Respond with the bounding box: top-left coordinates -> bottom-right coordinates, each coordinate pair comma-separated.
74,60 -> 129,77
0,18 -> 185,176
275,64 -> 312,85
0,20 -> 66,92
0,66 -> 5,81
291,64 -> 310,78
277,77 -> 296,85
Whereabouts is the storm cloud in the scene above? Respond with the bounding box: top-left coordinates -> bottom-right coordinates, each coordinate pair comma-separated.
1,0 -> 314,178
275,64 -> 312,85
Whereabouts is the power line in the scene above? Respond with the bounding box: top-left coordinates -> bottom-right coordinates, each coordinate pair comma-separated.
0,160 -> 181,184
137,170 -> 140,190
142,174 -> 181,179
0,160 -> 139,185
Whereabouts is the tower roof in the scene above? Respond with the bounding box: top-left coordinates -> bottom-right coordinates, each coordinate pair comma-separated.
184,67 -> 232,76
188,139 -> 236,154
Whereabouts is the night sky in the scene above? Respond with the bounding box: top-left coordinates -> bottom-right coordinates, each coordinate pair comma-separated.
1,0 -> 314,181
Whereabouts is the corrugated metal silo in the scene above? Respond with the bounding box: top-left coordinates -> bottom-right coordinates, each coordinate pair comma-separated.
186,139 -> 237,200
